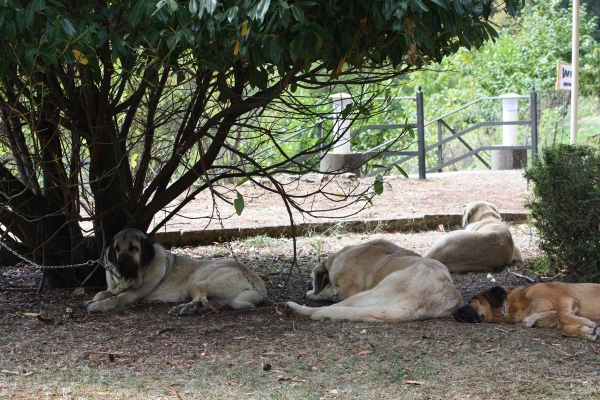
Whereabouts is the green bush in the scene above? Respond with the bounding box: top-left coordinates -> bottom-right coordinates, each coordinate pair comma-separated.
524,145 -> 600,281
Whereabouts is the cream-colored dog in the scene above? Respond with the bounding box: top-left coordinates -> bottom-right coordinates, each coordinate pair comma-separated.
286,239 -> 462,322
424,201 -> 523,272
86,229 -> 267,315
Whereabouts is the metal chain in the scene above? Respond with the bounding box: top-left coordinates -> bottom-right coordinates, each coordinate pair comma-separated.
0,240 -> 97,269
0,240 -> 119,282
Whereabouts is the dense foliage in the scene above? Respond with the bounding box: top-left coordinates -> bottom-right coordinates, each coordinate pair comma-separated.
0,0 -> 523,286
524,145 -> 600,281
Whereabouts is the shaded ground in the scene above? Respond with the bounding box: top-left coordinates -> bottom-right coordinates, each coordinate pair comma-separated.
3,170 -> 599,399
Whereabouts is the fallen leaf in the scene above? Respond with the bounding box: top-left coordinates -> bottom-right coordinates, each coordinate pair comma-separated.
405,380 -> 425,385
357,350 -> 373,356
234,336 -> 245,340
71,287 -> 86,296
329,389 -> 339,395
16,311 -> 41,317
208,304 -> 220,313
359,329 -> 367,335
484,346 -> 500,353
275,307 -> 284,316
1,370 -> 19,376
22,371 -> 33,376
437,224 -> 445,232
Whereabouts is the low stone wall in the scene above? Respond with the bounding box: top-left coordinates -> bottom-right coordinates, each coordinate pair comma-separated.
153,212 -> 528,248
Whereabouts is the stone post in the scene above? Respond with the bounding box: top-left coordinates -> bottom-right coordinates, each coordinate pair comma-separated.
320,93 -> 362,176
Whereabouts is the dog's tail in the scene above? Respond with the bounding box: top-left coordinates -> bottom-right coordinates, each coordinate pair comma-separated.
512,244 -> 524,262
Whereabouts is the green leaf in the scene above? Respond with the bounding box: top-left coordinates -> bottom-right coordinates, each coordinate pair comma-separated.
249,0 -> 271,23
279,6 -> 290,27
226,6 -> 239,22
374,175 -> 384,196
189,0 -> 198,14
234,192 -> 245,216
130,0 -> 146,27
429,0 -> 447,10
394,165 -> 409,178
409,0 -> 429,12
31,0 -> 46,12
60,18 -> 77,37
341,103 -> 354,119
198,58 -> 221,71
203,0 -> 218,15
360,195 -> 374,206
290,4 -> 306,23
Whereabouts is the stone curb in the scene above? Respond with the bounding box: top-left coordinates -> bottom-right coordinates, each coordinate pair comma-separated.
153,212 -> 528,248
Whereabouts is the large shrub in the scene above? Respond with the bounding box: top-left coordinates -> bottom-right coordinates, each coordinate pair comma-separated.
524,145 -> 600,281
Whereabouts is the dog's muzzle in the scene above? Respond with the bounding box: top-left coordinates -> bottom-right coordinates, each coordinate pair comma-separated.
116,253 -> 139,280
453,305 -> 484,323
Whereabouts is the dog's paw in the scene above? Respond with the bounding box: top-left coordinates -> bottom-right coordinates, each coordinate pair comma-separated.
285,301 -> 298,316
589,324 -> 600,341
87,300 -> 112,313
168,301 -> 202,316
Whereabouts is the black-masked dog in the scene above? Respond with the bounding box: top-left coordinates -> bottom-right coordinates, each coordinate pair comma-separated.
286,239 -> 462,322
454,283 -> 600,341
424,201 -> 523,272
85,229 -> 267,315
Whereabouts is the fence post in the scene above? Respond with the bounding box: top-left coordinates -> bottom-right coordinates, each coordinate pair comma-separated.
437,120 -> 442,173
530,87 -> 538,162
416,86 -> 426,180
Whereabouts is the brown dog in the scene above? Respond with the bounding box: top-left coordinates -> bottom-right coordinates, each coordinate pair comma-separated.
424,201 -> 523,272
286,239 -> 462,322
454,283 -> 600,340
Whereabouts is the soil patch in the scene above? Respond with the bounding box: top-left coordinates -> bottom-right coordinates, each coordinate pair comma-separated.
4,170 -> 597,399
158,169 -> 529,232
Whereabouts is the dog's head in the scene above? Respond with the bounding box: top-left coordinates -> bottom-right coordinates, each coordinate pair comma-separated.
454,286 -> 508,323
104,228 -> 155,289
305,260 -> 337,301
462,201 -> 501,227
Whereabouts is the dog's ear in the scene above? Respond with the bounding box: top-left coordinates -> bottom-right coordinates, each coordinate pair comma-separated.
482,286 -> 507,309
488,202 -> 499,214
140,233 -> 156,267
312,262 -> 330,295
104,240 -> 116,265
462,204 -> 474,227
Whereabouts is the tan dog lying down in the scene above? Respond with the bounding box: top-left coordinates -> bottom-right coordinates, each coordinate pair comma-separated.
424,201 -> 523,272
86,229 -> 267,315
454,283 -> 600,341
286,239 -> 462,322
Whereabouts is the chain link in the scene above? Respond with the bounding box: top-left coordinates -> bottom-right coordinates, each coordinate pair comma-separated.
0,240 -> 119,282
0,240 -> 98,269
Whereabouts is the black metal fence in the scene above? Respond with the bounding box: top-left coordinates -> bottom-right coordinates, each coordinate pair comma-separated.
361,87 -> 538,179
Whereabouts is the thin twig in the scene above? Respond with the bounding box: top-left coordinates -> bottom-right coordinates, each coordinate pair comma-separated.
509,271 -> 535,283
84,351 -> 136,357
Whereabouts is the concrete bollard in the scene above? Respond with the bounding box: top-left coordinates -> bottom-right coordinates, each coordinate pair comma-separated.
492,94 -> 527,170
320,93 -> 362,176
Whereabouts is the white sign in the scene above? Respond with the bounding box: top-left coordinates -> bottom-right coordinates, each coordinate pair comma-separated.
556,62 -> 572,91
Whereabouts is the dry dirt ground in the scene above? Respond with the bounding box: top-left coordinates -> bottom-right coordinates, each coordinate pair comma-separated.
2,170 -> 600,399
158,169 -> 528,232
